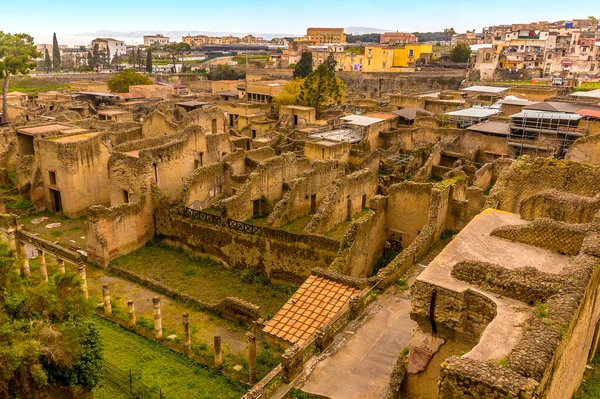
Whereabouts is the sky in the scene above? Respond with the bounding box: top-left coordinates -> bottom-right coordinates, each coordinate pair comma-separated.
3,0 -> 600,46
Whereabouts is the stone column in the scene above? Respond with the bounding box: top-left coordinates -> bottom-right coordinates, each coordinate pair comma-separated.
19,241 -> 30,278
77,262 -> 88,299
247,332 -> 257,385
182,312 -> 191,355
128,300 -> 136,328
7,230 -> 18,259
214,335 -> 223,368
57,258 -> 66,274
102,283 -> 112,315
38,251 -> 48,282
153,297 -> 162,339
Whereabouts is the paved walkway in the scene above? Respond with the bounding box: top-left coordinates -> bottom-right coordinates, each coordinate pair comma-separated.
300,286 -> 416,399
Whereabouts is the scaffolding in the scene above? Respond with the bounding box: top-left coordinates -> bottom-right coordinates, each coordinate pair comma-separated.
506,111 -> 585,159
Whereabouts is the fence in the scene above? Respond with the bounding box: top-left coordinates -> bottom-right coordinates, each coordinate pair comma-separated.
183,207 -> 262,235
102,360 -> 166,399
183,207 -> 222,225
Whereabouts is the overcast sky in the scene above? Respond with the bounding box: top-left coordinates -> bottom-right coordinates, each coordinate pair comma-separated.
3,0 -> 600,45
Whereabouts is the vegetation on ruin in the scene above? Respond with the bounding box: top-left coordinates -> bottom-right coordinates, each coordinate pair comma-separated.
109,242 -> 297,316
372,249 -> 399,275
0,240 -> 103,397
92,316 -> 246,399
107,68 -> 153,93
574,355 -> 600,399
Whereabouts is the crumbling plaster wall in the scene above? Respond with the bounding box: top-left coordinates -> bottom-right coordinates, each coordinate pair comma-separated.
304,169 -> 378,234
264,160 -> 344,228
387,181 -> 433,245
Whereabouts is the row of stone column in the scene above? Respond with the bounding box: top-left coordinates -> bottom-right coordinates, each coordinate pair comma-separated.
101,287 -> 258,380
11,236 -> 88,299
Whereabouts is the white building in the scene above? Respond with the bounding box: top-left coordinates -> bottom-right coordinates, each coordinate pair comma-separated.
143,34 -> 170,47
91,38 -> 127,56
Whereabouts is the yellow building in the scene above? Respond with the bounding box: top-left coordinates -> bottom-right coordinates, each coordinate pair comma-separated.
306,28 -> 346,44
340,44 -> 433,72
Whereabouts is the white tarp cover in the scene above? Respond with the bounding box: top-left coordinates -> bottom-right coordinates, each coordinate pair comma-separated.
340,115 -> 385,126
462,85 -> 509,94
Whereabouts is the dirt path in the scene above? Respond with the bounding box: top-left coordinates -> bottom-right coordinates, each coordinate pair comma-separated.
300,285 -> 417,399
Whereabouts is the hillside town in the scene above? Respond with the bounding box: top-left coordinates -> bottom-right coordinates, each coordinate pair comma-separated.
2,12 -> 600,399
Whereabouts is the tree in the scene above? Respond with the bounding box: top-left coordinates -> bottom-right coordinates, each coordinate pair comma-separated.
146,49 -> 153,73
0,239 -> 102,397
163,42 -> 191,72
135,48 -> 143,69
0,32 -> 38,123
298,63 -> 346,118
52,33 -> 61,71
293,51 -> 313,78
450,43 -> 471,63
207,65 -> 245,80
90,44 -> 100,71
588,16 -> 598,25
273,78 -> 304,106
443,28 -> 456,44
44,48 -> 52,72
107,68 -> 153,93
324,52 -> 337,72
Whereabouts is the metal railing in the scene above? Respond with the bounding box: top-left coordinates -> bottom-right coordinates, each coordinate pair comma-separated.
102,360 -> 166,399
227,218 -> 261,235
183,207 -> 222,225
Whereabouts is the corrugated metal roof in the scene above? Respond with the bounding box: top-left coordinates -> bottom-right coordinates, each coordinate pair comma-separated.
570,89 -> 600,99
444,108 -> 501,118
340,114 -> 385,126
511,110 -> 582,121
462,85 -> 508,94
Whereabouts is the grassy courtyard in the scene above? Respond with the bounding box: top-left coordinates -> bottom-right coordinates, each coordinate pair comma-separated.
92,316 -> 247,399
573,355 -> 600,399
109,241 -> 298,317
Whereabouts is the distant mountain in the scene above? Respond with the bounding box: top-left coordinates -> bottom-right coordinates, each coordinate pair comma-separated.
345,26 -> 392,35
79,30 -> 299,41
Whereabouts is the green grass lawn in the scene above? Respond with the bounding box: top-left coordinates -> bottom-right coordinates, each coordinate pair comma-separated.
20,211 -> 86,250
323,208 -> 371,240
110,242 -> 297,317
281,215 -> 313,233
574,355 -> 600,398
93,316 -> 247,399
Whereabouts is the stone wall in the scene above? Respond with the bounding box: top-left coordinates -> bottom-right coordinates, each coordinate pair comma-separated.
519,189 -> 600,224
34,133 -> 111,218
410,282 -> 498,343
487,158 -> 600,214
328,196 -> 388,278
490,218 -> 587,256
387,181 -> 433,245
304,169 -> 378,234
438,356 -> 538,398
157,213 -> 340,281
264,161 -> 343,228
216,153 -> 311,221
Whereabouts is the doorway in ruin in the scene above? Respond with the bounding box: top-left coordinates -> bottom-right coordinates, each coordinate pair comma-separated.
310,194 -> 317,214
294,114 -> 298,126
253,199 -> 262,216
362,194 -> 367,209
49,188 -> 62,213
211,119 -> 218,133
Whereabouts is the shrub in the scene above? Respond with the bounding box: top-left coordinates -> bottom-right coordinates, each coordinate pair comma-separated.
240,269 -> 270,285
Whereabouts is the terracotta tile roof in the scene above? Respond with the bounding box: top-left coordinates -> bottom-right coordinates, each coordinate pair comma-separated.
262,275 -> 361,345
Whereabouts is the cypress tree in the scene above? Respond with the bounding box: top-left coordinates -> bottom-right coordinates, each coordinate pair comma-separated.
44,48 -> 52,72
52,33 -> 61,70
293,51 -> 313,78
146,49 -> 153,73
